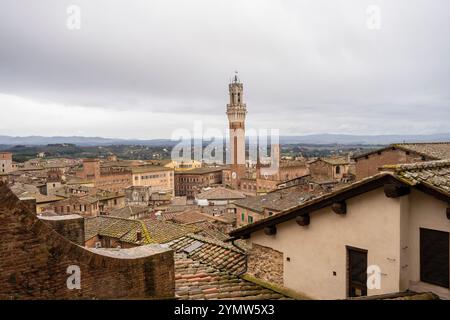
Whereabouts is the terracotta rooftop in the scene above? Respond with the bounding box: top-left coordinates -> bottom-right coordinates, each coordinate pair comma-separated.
394,142 -> 450,160
382,160 -> 450,193
143,219 -> 202,243
85,215 -> 202,244
169,234 -> 247,275
196,187 -> 246,200
170,209 -> 216,224
175,167 -> 225,175
170,235 -> 289,300
130,165 -> 173,174
163,204 -> 199,213
194,221 -> 229,241
22,192 -> 64,204
234,186 -> 318,213
145,159 -> 173,166
145,211 -> 182,221
109,206 -> 150,219
9,182 -> 40,197
193,221 -> 230,241
321,157 -> 349,165
353,142 -> 450,160
174,253 -> 289,300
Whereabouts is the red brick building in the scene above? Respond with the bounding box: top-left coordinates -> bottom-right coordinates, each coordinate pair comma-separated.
0,152 -> 13,176
309,158 -> 350,183
76,158 -> 132,192
353,143 -> 450,180
174,167 -> 223,199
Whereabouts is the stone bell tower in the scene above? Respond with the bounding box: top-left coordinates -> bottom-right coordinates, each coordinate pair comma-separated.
226,73 -> 247,188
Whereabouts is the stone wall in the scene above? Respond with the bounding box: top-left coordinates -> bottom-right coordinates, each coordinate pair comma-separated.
0,183 -> 174,299
246,243 -> 283,286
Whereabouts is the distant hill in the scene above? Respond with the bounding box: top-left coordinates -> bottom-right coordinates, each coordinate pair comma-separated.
0,133 -> 449,147
0,135 -> 175,147
279,133 -> 450,145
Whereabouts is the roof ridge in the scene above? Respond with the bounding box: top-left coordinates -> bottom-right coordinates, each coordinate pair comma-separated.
384,160 -> 450,172
139,220 -> 153,244
98,215 -> 140,222
353,142 -> 450,160
187,234 -> 245,254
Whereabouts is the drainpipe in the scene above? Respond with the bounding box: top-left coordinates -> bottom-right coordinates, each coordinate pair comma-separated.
231,238 -> 248,275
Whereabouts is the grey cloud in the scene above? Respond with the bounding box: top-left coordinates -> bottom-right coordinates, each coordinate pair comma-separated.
0,0 -> 449,138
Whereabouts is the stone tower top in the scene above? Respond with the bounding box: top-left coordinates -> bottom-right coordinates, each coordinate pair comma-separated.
226,73 -> 247,126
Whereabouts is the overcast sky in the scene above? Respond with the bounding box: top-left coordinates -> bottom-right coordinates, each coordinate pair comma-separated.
0,0 -> 449,139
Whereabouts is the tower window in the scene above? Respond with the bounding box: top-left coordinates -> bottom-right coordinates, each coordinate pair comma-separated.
238,93 -> 240,103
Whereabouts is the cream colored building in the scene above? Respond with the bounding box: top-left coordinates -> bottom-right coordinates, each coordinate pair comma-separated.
230,161 -> 450,300
169,160 -> 202,171
131,166 -> 174,196
146,159 -> 202,172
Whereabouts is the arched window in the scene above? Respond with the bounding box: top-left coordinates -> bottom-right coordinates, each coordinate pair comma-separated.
336,165 -> 341,174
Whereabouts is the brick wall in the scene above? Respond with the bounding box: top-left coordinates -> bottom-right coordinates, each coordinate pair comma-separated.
256,178 -> 279,193
279,165 -> 309,181
0,183 -> 174,299
246,243 -> 283,286
0,152 -> 13,174
354,148 -> 424,180
175,171 -> 223,199
0,152 -> 13,161
309,160 -> 333,182
39,215 -> 85,246
240,178 -> 257,196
